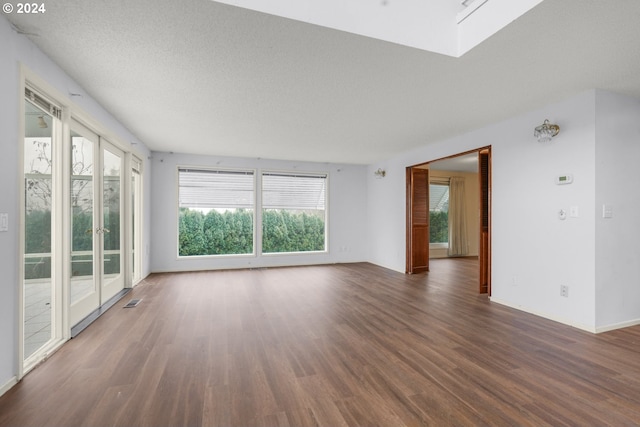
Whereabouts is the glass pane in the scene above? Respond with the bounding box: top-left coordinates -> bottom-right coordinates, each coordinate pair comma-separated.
24,100 -> 53,359
262,173 -> 327,253
131,173 -> 136,280
178,169 -> 254,256
429,184 -> 449,244
103,150 -> 121,278
70,132 -> 95,304
131,169 -> 141,282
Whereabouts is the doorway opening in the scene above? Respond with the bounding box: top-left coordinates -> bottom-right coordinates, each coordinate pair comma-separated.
406,147 -> 491,294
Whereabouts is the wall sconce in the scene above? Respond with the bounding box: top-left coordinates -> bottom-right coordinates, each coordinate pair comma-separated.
534,119 -> 559,143
37,115 -> 48,129
374,168 -> 386,179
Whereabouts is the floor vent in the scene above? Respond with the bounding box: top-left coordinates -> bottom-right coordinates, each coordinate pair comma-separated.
123,299 -> 141,308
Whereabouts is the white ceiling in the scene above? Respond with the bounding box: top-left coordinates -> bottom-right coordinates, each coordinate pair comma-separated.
7,0 -> 640,165
429,153 -> 478,173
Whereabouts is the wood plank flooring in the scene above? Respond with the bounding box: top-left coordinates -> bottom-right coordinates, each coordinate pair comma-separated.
2,259 -> 640,426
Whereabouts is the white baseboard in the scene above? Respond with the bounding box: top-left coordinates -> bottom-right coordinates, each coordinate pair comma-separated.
595,318 -> 640,334
489,296 -> 597,333
491,297 -> 640,334
0,376 -> 18,398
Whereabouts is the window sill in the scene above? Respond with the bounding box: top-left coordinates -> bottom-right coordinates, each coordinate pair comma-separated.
430,243 -> 449,249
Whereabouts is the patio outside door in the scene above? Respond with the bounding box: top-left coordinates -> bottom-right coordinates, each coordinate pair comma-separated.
69,122 -> 125,327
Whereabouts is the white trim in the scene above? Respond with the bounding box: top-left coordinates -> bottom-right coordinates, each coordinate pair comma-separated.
489,296 -> 597,333
429,242 -> 449,249
17,66 -> 26,381
0,376 -> 18,398
595,318 -> 640,334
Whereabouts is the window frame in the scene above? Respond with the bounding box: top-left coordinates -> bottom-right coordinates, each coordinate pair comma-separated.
176,166 -> 257,258
260,169 -> 329,255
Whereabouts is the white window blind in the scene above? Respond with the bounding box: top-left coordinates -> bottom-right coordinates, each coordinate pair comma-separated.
430,183 -> 449,212
262,172 -> 327,210
178,168 -> 254,209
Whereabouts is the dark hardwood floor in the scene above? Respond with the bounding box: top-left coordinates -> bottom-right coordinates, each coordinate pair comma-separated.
2,259 -> 640,426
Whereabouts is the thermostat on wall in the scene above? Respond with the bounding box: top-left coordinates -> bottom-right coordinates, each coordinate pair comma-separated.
556,174 -> 573,185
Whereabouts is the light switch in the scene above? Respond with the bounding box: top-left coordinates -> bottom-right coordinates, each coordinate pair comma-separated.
0,213 -> 7,232
603,205 -> 613,219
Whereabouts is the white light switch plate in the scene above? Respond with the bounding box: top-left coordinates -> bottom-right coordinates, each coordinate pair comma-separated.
0,213 -> 7,232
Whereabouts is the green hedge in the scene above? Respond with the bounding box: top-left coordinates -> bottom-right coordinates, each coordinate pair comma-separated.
178,208 -> 325,256
430,210 -> 448,243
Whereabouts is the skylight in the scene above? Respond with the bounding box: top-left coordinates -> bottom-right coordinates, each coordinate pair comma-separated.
210,0 -> 544,56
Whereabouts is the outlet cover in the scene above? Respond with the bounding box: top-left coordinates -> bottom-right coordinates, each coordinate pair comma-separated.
560,285 -> 569,298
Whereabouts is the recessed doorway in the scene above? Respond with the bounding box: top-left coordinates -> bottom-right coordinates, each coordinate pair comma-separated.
406,147 -> 491,294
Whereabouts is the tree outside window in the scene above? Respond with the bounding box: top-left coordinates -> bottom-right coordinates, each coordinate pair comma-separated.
430,183 -> 449,244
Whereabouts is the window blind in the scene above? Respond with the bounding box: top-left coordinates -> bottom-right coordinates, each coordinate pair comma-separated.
429,183 -> 449,212
262,172 -> 327,210
178,168 -> 254,209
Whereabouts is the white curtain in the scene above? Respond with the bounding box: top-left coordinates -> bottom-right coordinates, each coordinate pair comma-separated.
448,176 -> 469,257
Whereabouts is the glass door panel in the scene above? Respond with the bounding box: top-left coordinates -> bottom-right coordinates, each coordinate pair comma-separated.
131,159 -> 142,284
23,99 -> 54,360
101,142 -> 125,303
69,122 -> 100,327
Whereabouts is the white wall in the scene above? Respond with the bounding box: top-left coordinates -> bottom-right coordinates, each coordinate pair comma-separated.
149,152 -> 368,272
0,15 -> 151,392
594,90 -> 640,331
368,90 -> 599,331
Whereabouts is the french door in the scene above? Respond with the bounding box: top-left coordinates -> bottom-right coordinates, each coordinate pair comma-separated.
69,121 -> 125,327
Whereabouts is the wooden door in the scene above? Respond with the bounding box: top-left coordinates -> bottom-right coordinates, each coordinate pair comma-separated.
406,167 -> 430,274
479,149 -> 491,294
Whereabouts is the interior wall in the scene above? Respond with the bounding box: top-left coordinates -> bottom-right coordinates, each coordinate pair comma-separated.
0,15 -> 20,394
594,90 -> 640,331
368,90 -> 598,331
0,15 -> 151,393
149,152 -> 368,272
428,169 -> 479,259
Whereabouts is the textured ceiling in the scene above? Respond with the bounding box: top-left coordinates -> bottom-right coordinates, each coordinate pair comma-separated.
6,0 -> 640,164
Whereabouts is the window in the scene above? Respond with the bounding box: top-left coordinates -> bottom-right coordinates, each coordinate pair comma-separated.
262,172 -> 327,253
429,182 -> 449,245
178,168 -> 254,256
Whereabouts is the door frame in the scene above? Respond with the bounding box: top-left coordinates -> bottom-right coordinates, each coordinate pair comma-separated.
405,147 -> 492,294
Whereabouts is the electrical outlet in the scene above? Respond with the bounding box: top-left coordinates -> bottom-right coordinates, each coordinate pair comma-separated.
560,285 -> 569,298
